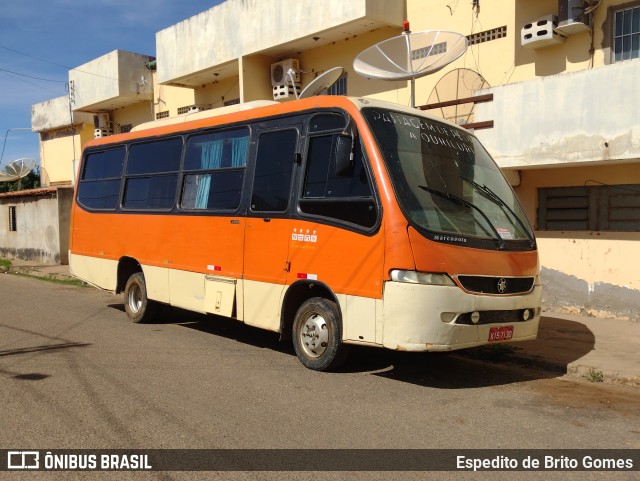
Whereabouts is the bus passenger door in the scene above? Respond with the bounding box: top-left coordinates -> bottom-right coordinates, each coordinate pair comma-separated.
242,127 -> 300,332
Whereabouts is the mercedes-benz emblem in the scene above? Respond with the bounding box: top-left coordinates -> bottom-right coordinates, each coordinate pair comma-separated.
497,278 -> 508,294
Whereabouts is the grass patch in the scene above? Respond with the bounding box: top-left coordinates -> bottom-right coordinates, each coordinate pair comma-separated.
15,272 -> 88,287
0,258 -> 11,270
585,368 -> 604,383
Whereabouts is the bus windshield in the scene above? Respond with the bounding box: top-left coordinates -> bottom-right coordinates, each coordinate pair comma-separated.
363,108 -> 534,249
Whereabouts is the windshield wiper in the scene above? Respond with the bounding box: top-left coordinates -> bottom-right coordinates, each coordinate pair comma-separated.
460,176 -> 536,248
418,185 -> 506,250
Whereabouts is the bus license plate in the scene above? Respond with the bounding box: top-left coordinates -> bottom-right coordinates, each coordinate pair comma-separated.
488,326 -> 513,342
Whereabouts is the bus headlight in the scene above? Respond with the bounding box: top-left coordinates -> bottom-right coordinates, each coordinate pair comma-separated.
390,270 -> 455,286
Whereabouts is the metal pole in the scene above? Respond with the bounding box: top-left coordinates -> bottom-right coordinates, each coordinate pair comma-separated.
0,127 -> 32,164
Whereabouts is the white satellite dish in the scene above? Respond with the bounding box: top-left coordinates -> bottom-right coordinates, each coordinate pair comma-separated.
0,158 -> 36,182
298,67 -> 344,99
353,24 -> 468,107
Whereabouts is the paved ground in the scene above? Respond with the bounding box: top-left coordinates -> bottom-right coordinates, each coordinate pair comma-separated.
3,259 -> 640,388
1,272 -> 639,481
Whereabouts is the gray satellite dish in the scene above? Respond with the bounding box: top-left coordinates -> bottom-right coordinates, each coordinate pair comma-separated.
0,158 -> 36,182
353,26 -> 468,107
298,67 -> 344,99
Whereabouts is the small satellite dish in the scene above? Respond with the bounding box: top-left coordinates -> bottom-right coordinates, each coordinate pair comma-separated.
0,158 -> 36,182
354,25 -> 468,107
298,67 -> 344,99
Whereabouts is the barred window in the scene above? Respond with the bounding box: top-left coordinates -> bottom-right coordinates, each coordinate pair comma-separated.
537,184 -> 640,231
327,74 -> 347,96
9,206 -> 17,232
614,5 -> 640,62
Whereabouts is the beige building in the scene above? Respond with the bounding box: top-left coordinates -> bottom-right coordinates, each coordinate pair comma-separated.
30,0 -> 639,319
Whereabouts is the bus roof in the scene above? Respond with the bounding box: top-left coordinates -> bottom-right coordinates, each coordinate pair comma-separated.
84,96 -> 466,149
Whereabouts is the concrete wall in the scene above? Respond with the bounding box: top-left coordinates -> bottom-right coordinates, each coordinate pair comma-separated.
515,164 -> 640,320
31,96 -> 94,132
474,59 -> 640,168
156,0 -> 404,86
70,50 -> 153,111
39,124 -> 94,186
0,189 -> 72,265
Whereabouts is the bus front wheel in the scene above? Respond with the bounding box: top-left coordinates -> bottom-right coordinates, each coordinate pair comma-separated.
123,272 -> 158,323
292,298 -> 349,371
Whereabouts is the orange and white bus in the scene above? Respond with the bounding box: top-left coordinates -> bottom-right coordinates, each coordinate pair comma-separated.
70,95 -> 541,371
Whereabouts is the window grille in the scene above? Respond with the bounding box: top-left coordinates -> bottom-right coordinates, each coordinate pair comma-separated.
156,111 -> 169,120
537,184 -> 640,231
9,206 -> 17,231
466,26 -> 507,46
614,6 -> 640,62
327,74 -> 348,96
411,42 -> 447,60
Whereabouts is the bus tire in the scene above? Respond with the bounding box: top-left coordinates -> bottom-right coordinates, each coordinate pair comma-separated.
292,297 -> 349,371
123,272 -> 158,323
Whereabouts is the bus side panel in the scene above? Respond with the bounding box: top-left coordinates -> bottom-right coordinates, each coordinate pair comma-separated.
242,279 -> 286,332
142,265 -> 170,303
69,252 -> 118,291
286,221 -> 385,299
169,269 -> 206,313
243,218 -> 290,332
286,220 -> 385,343
71,209 -> 245,313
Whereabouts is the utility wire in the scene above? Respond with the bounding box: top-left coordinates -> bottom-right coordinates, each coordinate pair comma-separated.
0,43 -> 145,83
0,66 -> 66,82
1,70 -> 63,94
0,44 -> 71,70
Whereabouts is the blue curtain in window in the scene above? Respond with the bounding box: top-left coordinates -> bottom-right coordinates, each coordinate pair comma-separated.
195,140 -> 224,208
231,136 -> 249,167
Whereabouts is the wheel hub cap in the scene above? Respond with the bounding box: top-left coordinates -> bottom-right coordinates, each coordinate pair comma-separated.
300,313 -> 329,358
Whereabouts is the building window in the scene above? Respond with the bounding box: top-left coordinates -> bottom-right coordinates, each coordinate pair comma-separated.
8,206 -> 17,231
156,111 -> 169,120
120,124 -> 133,133
327,74 -> 347,96
614,5 -> 640,61
537,184 -> 640,231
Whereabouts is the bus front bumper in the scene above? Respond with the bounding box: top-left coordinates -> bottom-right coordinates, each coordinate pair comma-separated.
381,281 -> 542,352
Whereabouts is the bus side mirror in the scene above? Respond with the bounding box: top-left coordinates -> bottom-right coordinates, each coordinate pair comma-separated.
334,134 -> 354,177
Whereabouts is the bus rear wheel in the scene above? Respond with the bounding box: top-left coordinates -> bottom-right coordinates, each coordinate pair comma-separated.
292,297 -> 349,371
123,272 -> 158,323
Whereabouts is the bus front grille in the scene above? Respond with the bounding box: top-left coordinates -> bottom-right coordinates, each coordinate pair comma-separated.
456,276 -> 535,295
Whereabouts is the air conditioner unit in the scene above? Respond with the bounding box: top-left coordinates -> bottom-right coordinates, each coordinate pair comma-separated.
271,59 -> 299,87
521,15 -> 565,49
556,0 -> 591,36
93,113 -> 111,129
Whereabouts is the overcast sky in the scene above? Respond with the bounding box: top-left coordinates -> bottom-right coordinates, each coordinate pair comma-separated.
0,0 -> 222,171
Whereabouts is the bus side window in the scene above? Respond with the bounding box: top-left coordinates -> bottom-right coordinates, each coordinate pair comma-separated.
181,128 -> 249,211
299,134 -> 376,228
251,129 -> 298,213
122,137 -> 182,210
77,147 -> 125,210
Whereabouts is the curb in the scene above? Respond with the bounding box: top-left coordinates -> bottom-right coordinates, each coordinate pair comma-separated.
456,345 -> 640,388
